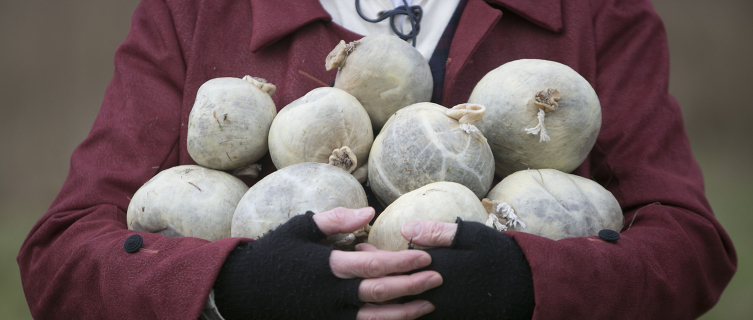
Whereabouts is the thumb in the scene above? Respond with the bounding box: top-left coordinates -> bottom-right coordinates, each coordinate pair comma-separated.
400,220 -> 458,248
313,207 -> 374,236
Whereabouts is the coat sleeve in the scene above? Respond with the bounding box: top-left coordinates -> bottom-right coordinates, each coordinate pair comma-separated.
509,0 -> 737,318
17,1 -> 244,318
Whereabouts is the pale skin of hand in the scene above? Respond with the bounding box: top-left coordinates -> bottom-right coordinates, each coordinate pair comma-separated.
312,207 -> 445,320
399,220 -> 458,248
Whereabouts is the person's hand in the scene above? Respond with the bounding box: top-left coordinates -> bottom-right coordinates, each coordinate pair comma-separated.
396,218 -> 536,320
315,207 -> 441,320
213,207 -> 441,320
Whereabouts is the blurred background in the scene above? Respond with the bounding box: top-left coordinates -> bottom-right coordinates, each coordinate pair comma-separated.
1,0 -> 750,318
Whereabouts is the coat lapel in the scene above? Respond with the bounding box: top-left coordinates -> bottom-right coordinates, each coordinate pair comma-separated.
487,0 -> 563,32
248,0 -> 332,52
442,0 -> 502,105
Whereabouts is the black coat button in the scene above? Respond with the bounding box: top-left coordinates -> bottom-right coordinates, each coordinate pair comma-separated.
124,234 -> 143,253
598,229 -> 620,242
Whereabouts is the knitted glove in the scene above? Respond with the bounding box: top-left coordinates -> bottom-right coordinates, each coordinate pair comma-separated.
411,218 -> 535,320
213,212 -> 363,320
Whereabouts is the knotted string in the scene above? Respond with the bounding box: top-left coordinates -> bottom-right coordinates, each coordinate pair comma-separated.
355,0 -> 422,46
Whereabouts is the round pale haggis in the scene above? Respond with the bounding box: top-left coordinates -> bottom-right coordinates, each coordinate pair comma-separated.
327,34 -> 432,131
469,59 -> 601,178
127,165 -> 249,241
187,76 -> 277,171
268,87 -> 372,173
484,169 -> 623,240
232,162 -> 368,240
368,102 -> 495,206
368,181 -> 489,251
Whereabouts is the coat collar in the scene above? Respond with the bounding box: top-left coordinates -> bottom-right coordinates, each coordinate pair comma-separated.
248,0 -> 332,52
248,0 -> 562,52
485,0 -> 563,32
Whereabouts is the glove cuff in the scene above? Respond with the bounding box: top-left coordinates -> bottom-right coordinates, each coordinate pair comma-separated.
214,211 -> 362,319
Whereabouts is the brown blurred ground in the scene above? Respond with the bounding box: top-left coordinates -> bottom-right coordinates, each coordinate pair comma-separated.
1,0 -> 751,318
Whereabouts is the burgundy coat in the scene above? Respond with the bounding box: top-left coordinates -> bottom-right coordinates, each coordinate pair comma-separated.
18,0 -> 736,319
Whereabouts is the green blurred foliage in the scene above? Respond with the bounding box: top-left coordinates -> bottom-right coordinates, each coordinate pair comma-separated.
695,153 -> 753,319
653,1 -> 753,317
0,0 -> 750,319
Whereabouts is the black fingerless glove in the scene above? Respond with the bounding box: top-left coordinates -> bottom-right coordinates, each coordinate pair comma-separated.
411,218 -> 535,320
213,212 -> 363,320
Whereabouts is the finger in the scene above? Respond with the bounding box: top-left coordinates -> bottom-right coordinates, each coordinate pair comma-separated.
330,249 -> 431,279
401,220 -> 458,247
355,243 -> 379,252
312,207 -> 374,236
357,300 -> 435,320
358,270 -> 442,303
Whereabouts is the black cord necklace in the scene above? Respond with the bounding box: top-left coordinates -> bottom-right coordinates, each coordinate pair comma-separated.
354,0 -> 423,47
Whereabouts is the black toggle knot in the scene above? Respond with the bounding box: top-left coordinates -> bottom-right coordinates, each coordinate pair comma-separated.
124,234 -> 143,253
598,229 -> 620,243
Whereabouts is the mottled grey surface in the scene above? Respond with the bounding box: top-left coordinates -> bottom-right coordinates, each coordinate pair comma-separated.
486,169 -> 623,240
368,103 -> 495,206
231,162 -> 367,239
